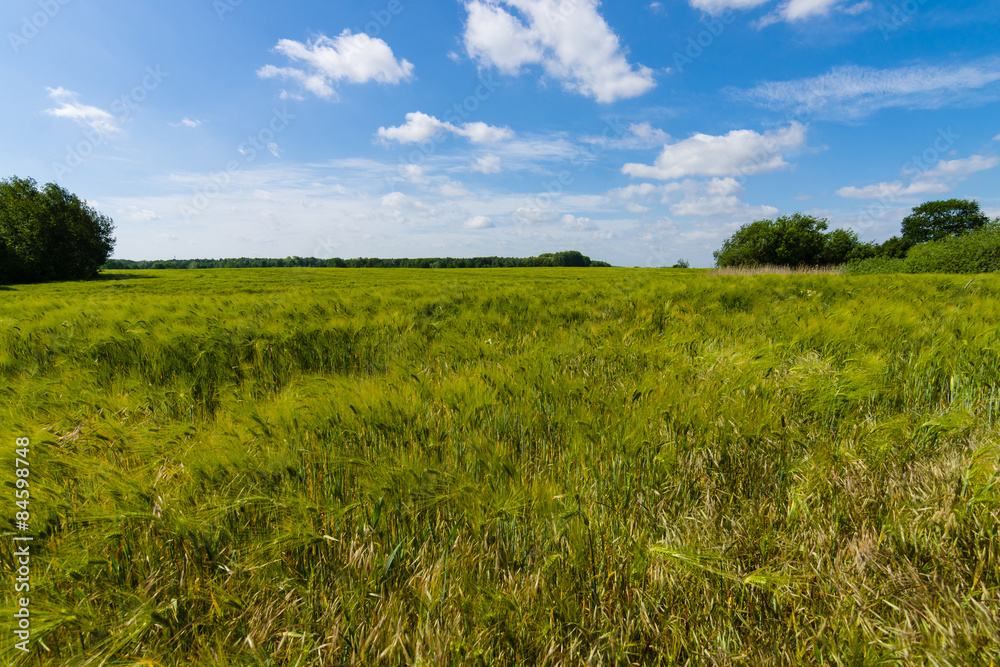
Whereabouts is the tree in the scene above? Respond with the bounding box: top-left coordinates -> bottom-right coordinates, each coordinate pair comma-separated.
818,228 -> 860,265
714,213 -> 832,268
0,176 -> 115,283
901,199 -> 989,244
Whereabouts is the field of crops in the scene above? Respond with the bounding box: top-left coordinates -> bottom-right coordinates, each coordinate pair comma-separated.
1,268 -> 998,665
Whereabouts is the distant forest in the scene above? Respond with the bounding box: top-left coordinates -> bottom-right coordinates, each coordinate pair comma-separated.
103,250 -> 612,270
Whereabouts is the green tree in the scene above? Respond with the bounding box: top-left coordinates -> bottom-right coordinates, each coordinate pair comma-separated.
818,228 -> 861,265
714,213 -> 831,268
900,199 -> 989,244
0,176 -> 115,283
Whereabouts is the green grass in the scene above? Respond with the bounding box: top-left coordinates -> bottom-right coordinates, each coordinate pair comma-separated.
1,268 -> 999,665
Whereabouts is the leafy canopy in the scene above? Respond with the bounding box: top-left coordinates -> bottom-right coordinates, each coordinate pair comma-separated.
901,199 -> 989,244
0,176 -> 115,283
713,213 -> 858,268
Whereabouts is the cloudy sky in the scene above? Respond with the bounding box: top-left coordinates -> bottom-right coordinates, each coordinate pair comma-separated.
2,0 -> 998,267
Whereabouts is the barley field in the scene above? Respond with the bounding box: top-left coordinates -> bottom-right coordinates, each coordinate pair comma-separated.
1,268 -> 998,666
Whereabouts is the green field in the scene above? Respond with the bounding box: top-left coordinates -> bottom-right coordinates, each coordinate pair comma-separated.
1,268 -> 999,665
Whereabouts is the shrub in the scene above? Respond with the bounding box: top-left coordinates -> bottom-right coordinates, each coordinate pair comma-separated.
714,213 -> 831,268
905,223 -> 1000,273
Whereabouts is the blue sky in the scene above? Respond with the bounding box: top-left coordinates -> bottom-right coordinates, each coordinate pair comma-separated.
2,0 -> 998,267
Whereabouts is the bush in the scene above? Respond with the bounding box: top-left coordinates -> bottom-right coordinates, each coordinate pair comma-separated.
844,223 -> 1000,275
714,213 -> 864,268
905,223 -> 1000,273
0,176 -> 115,283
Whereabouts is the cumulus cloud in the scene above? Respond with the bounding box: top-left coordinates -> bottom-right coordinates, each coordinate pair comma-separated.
611,177 -> 778,220
622,122 -> 807,180
837,155 -> 1000,199
401,164 -> 426,183
258,30 -> 414,100
472,154 -> 503,174
731,60 -> 1000,120
465,215 -> 494,228
376,112 -> 514,145
440,181 -> 468,196
561,214 -> 597,230
776,0 -> 842,21
462,0 -> 655,103
43,87 -> 120,135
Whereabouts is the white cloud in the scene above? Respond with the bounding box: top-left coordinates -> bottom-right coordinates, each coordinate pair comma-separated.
381,191 -> 411,209
666,178 -> 779,218
376,112 -> 514,144
473,154 -> 502,174
465,215 -> 494,228
610,177 -> 778,220
43,87 -> 120,136
170,118 -> 203,128
401,164 -> 426,183
836,181 -> 944,199
993,133 -> 1000,142
462,0 -> 656,103
732,60 -> 1000,119
622,122 -> 807,180
561,214 -> 597,230
440,181 -> 468,197
690,0 -> 769,13
258,30 -> 414,100
837,154 -> 1000,199
515,206 -> 559,224
585,121 -> 670,150
456,121 -> 515,143
697,0 -> 869,22
842,1 -> 871,15
778,0 -> 842,21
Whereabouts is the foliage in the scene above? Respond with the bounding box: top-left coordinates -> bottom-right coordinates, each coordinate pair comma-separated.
905,222 -> 1000,273
671,258 -> 690,268
0,176 -> 115,283
2,269 -> 999,665
713,213 -> 861,268
845,223 -> 1000,274
901,198 -> 990,244
104,250 -> 611,270
842,255 -> 909,275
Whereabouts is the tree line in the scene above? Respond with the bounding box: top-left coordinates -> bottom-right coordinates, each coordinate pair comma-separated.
103,250 -> 612,270
713,199 -> 997,271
